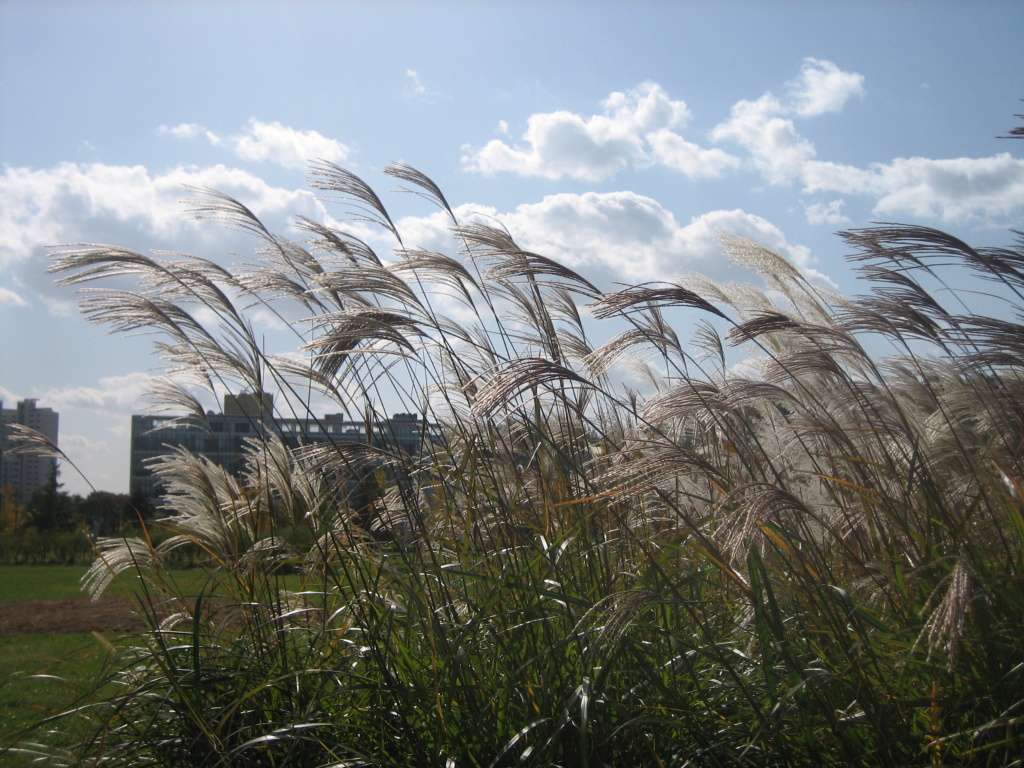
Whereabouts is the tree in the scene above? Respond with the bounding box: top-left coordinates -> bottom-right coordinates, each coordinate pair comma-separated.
25,467 -> 82,532
80,491 -> 129,535
0,484 -> 27,534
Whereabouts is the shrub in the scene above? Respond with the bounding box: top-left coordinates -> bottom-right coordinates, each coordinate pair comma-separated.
21,161 -> 1024,766
0,531 -> 93,564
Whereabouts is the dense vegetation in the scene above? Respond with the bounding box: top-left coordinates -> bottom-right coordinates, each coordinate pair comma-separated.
9,136 -> 1024,765
0,483 -> 154,563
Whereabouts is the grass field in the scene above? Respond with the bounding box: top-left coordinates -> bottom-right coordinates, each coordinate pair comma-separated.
0,564 -> 128,602
0,564 -> 240,765
0,562 -> 223,603
0,562 -> 312,766
0,632 -> 116,768
0,566 -> 125,766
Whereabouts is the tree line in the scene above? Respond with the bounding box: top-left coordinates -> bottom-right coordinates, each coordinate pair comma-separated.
0,469 -> 155,536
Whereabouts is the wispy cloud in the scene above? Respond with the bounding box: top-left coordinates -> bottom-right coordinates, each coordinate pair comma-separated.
404,69 -> 443,102
61,432 -> 111,457
41,371 -> 156,412
803,199 -> 851,226
0,285 -> 28,309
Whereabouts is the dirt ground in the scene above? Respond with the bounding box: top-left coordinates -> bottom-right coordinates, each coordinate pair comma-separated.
0,597 -> 146,635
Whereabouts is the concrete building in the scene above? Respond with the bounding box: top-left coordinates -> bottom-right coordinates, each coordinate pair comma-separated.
1,399 -> 60,506
130,393 -> 432,499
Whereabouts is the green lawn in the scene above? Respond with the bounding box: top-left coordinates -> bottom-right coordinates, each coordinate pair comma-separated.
0,564 -> 111,602
0,563 -> 312,765
0,632 -> 117,767
0,567 -> 129,765
0,565 -> 216,764
0,563 -> 232,602
0,563 -> 306,603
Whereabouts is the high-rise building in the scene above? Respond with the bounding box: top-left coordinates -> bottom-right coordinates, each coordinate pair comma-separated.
129,393 -> 433,499
0,399 -> 60,506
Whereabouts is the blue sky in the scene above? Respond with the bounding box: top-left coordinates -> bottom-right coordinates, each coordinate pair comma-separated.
2,1 -> 1023,496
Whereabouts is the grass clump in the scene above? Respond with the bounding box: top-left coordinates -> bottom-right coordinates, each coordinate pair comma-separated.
18,159 -> 1024,766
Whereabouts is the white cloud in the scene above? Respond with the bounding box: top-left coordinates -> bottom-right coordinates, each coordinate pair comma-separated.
158,122 -> 204,139
0,285 -> 28,308
788,58 -> 865,117
502,191 -> 687,281
461,64 -> 862,185
647,129 -> 741,179
712,93 -> 817,184
404,69 -> 443,102
0,159 -> 330,315
393,192 -> 818,288
710,59 -> 865,184
462,82 -> 708,182
0,161 -> 326,272
61,432 -> 111,457
804,199 -> 851,226
250,307 -> 290,331
161,118 -> 350,170
707,59 -> 1024,225
803,154 -> 1024,222
228,119 -> 349,169
41,371 -> 155,412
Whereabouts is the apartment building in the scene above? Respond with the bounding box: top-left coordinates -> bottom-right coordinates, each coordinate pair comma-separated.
129,392 -> 431,499
0,399 -> 59,505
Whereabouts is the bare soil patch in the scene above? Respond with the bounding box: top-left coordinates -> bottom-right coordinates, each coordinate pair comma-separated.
0,597 -> 146,635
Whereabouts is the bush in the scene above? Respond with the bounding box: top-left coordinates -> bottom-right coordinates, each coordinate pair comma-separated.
0,531 -> 93,564
22,161 -> 1024,766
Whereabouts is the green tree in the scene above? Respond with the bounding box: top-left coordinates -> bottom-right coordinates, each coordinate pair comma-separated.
79,490 -> 129,535
25,468 -> 82,532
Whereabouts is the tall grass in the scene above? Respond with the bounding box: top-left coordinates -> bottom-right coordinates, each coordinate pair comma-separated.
23,161 -> 1024,766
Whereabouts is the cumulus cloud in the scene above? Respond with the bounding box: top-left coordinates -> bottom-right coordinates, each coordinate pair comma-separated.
160,118 -> 350,170
803,154 -> 1024,222
462,63 -> 863,185
710,59 -> 866,184
647,129 -> 741,178
393,192 -> 819,288
0,161 -> 325,270
788,58 -> 865,117
711,93 -> 817,184
460,58 -> 1020,226
462,82 -> 728,182
0,159 -> 330,313
710,58 -> 865,184
708,59 -> 1024,225
230,119 -> 349,169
